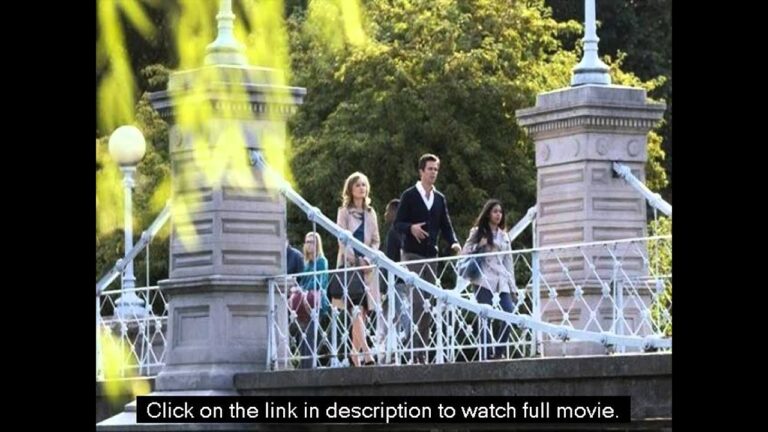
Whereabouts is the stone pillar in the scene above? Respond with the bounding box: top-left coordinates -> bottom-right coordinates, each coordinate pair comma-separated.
516,84 -> 664,356
98,6 -> 305,426
147,65 -> 304,391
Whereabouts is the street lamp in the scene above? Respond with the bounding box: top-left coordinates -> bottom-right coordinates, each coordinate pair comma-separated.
109,125 -> 148,318
571,0 -> 611,86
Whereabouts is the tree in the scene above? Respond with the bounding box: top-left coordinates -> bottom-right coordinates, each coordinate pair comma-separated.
285,0 -> 666,263
95,0 -> 671,279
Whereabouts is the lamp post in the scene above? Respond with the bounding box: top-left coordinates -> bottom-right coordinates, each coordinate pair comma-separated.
108,125 -> 148,319
571,0 -> 611,86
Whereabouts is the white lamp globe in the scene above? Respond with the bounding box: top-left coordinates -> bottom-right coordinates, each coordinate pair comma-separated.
108,125 -> 146,166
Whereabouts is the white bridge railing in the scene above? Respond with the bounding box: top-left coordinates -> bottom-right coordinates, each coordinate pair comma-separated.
95,152 -> 672,379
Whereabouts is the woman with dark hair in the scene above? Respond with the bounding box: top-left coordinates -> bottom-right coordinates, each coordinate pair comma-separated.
461,199 -> 518,359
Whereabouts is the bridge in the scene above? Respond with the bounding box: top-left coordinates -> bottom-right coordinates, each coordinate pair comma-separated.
96,1 -> 672,430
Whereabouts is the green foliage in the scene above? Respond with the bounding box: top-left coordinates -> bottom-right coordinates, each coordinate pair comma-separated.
648,216 -> 672,336
286,0 -> 666,263
95,1 -> 672,285
287,0 -> 565,259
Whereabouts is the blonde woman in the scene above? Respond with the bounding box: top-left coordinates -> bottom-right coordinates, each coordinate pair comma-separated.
334,172 -> 380,366
290,231 -> 330,368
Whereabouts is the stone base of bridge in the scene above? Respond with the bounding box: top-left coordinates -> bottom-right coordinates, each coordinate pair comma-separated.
97,353 -> 671,430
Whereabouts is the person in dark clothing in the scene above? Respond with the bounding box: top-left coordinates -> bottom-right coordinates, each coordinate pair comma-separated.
286,241 -> 304,275
383,199 -> 404,267
379,199 -> 410,355
394,153 -> 461,363
381,199 -> 404,285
